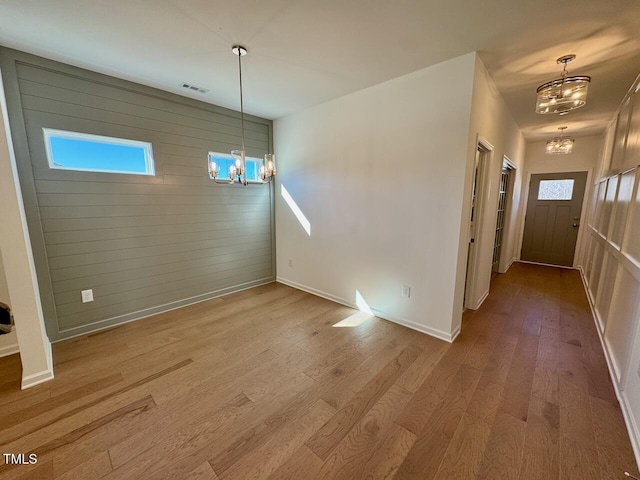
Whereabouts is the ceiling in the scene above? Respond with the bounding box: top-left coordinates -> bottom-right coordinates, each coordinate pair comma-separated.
0,0 -> 639,141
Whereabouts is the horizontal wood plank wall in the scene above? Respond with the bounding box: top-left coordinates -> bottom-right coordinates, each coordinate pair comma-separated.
1,48 -> 274,340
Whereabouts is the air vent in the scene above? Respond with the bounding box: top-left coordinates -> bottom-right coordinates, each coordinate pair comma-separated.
180,82 -> 209,94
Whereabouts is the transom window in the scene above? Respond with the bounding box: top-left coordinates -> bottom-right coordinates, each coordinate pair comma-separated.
43,129 -> 155,176
208,152 -> 262,182
538,179 -> 574,200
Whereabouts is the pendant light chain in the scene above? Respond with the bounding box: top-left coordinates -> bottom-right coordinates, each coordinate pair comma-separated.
560,59 -> 569,95
238,48 -> 247,185
238,49 -> 246,154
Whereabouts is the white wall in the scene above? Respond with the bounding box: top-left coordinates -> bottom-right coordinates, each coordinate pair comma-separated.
0,251 -> 18,357
0,70 -> 53,388
274,53 -> 477,341
455,56 -> 526,321
580,75 -> 640,466
519,135 -> 603,268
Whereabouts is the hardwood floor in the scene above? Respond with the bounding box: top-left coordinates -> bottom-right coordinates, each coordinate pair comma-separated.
0,263 -> 637,479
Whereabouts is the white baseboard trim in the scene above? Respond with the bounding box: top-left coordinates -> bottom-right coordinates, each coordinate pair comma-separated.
21,367 -> 54,390
449,324 -> 462,342
499,256 -> 517,274
623,392 -> 640,472
604,335 -> 622,382
594,306 -> 607,334
470,289 -> 490,311
0,342 -> 19,358
276,277 -> 456,343
577,266 -> 640,468
54,277 -> 275,342
518,260 -> 576,270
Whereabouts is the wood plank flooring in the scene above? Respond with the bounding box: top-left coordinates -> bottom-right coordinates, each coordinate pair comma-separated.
0,262 -> 637,479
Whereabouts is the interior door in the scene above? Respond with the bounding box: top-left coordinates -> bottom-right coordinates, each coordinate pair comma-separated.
521,171 -> 587,266
492,163 -> 512,273
464,146 -> 484,307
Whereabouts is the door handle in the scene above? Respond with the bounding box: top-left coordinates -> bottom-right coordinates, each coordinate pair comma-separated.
572,223 -> 580,228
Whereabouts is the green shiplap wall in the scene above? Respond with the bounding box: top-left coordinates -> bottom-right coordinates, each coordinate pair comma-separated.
0,48 -> 275,340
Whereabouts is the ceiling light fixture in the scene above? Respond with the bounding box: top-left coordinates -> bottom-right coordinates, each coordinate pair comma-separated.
208,45 -> 276,185
545,126 -> 575,155
536,54 -> 591,115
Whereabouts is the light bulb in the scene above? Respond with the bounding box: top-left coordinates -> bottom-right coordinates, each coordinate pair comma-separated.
209,161 -> 218,178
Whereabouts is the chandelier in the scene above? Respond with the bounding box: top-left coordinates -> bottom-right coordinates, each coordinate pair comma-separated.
536,54 -> 591,115
208,45 -> 276,185
546,127 -> 575,155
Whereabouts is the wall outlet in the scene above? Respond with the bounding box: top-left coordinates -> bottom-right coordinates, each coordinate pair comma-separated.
402,285 -> 411,298
288,258 -> 293,267
81,289 -> 94,303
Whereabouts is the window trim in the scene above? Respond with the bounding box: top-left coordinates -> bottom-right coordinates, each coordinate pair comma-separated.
207,151 -> 263,183
43,128 -> 155,176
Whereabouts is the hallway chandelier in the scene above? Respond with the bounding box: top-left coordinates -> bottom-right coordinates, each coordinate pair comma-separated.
536,54 -> 591,115
208,45 -> 276,185
545,127 -> 575,155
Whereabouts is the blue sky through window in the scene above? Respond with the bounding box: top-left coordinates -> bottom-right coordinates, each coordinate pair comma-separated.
209,152 -> 261,182
45,130 -> 154,175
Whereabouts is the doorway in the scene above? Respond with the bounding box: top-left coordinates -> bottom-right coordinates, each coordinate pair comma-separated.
464,139 -> 493,309
521,171 -> 588,267
492,160 -> 514,275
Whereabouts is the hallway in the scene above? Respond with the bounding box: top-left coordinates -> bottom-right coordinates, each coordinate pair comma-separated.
459,262 -> 638,479
0,263 -> 637,479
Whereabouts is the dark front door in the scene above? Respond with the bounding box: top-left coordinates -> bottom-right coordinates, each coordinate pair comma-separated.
521,171 -> 587,267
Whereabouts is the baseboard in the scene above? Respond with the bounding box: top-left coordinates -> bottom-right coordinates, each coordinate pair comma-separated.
578,267 -> 621,396
470,289 -> 490,311
594,307 -> 607,334
0,342 -> 19,358
500,256 -> 517,274
518,260 -> 576,270
21,367 -> 54,389
53,277 -> 275,342
449,324 -> 462,342
276,277 -> 456,343
277,277 -> 353,310
578,267 -> 640,468
623,392 -> 640,471
604,336 -> 622,382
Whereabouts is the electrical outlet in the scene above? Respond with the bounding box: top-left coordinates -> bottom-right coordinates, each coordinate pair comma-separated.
402,285 -> 411,298
288,258 -> 293,267
81,289 -> 94,303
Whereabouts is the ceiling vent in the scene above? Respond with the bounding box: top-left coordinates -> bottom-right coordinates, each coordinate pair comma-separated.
180,82 -> 209,94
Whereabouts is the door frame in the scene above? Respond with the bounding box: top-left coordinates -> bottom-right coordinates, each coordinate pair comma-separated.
464,136 -> 494,310
517,168 -> 594,268
495,156 -> 517,274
